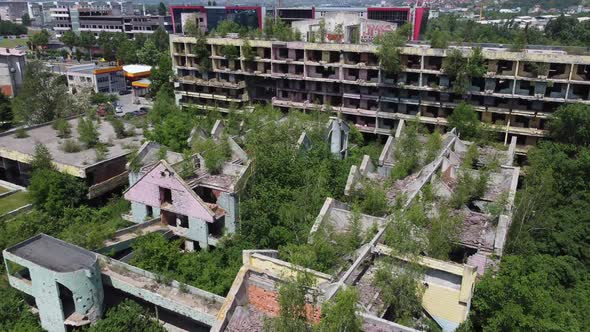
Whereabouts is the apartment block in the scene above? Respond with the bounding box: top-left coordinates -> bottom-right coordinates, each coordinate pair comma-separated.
171,35 -> 590,153
51,4 -> 171,38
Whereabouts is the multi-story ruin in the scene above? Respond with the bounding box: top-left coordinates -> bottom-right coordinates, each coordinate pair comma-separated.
171,35 -> 590,153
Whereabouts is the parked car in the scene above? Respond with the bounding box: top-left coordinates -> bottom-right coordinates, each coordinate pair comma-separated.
139,106 -> 151,112
115,106 -> 124,116
119,90 -> 131,95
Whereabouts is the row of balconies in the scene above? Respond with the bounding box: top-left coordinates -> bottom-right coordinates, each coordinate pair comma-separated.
271,85 -> 565,116
172,41 -> 590,82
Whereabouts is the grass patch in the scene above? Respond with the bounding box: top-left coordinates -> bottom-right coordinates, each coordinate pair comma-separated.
0,191 -> 30,215
0,38 -> 27,48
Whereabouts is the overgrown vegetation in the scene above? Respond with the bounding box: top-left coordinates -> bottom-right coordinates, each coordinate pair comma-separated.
375,24 -> 412,75
465,103 -> 590,330
427,14 -> 590,48
442,47 -> 486,94
447,102 -> 482,140
263,271 -> 318,332
389,121 -> 443,181
87,300 -> 164,332
192,137 -> 232,175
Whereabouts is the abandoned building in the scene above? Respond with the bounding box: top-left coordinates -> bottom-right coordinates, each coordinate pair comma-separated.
0,117 -> 144,198
298,116 -> 351,159
3,234 -> 224,332
171,35 -> 590,153
212,247 -> 476,332
123,122 -> 251,251
345,120 -> 520,274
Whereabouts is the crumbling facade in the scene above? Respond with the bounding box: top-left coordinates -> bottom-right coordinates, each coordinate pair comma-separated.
345,120 -> 520,274
3,234 -> 224,332
3,235 -> 104,332
124,123 -> 251,250
171,35 -> 590,153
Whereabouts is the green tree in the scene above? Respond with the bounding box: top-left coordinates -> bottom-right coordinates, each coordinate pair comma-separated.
214,20 -> 244,37
193,31 -> 212,71
547,104 -> 590,146
30,143 -> 54,171
131,232 -> 182,274
147,109 -> 193,152
28,168 -> 86,217
317,287 -> 362,332
264,272 -> 317,332
109,116 -> 127,138
78,117 -> 100,148
157,2 -> 167,16
60,31 -> 79,51
29,29 -> 49,56
510,30 -> 527,52
192,137 -> 231,174
117,38 -> 139,64
151,26 -> 170,52
429,29 -> 450,49
150,53 -> 173,97
242,38 -> 255,61
13,61 -> 76,124
137,39 -> 161,67
317,19 -> 327,43
470,255 -> 590,331
372,260 -> 424,326
21,13 -> 31,26
87,300 -> 165,332
375,24 -> 411,74
447,102 -> 481,140
78,31 -> 96,59
0,282 -> 42,331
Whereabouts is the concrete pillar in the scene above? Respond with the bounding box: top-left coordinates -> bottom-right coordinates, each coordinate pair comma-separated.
218,192 -> 238,234
188,217 -> 209,250
130,202 -> 148,223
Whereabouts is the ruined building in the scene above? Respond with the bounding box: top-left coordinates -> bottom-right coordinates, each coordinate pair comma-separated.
171,35 -> 590,153
124,121 -> 251,250
4,234 -> 224,332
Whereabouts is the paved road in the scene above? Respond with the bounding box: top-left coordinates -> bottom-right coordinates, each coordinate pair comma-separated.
115,93 -> 152,115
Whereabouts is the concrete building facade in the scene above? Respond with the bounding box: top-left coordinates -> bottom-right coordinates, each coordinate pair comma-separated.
124,125 -> 251,250
0,116 -> 143,198
4,234 -> 225,332
66,64 -> 127,94
0,47 -> 26,96
3,234 -> 104,332
50,3 -> 171,38
171,35 -> 590,153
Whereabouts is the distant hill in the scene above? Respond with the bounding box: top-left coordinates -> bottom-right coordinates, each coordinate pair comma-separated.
503,0 -> 583,11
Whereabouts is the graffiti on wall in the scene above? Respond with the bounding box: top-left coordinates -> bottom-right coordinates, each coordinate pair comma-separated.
361,21 -> 396,42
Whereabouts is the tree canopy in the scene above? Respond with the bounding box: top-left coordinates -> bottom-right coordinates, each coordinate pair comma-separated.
12,61 -> 80,125
467,103 -> 590,330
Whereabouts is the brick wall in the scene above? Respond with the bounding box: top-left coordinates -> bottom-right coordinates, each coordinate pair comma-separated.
246,285 -> 321,323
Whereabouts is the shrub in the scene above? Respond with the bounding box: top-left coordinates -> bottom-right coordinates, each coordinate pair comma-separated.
448,102 -> 481,140
192,137 -> 231,175
14,127 -> 28,138
95,143 -> 109,162
54,118 -> 72,138
61,139 -> 82,153
78,117 -> 99,148
109,117 -> 127,139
